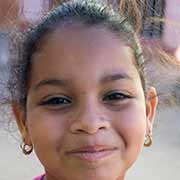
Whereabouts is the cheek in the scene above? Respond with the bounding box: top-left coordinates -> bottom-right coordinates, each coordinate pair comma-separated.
111,102 -> 147,168
26,110 -> 68,153
112,103 -> 147,156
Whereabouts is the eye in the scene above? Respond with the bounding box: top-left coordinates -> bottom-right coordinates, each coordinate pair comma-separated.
103,91 -> 133,102
39,96 -> 72,106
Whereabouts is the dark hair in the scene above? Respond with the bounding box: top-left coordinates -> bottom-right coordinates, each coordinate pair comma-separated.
8,0 -> 146,106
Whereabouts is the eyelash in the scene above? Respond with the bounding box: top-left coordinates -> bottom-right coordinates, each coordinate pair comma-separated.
39,92 -> 132,107
39,96 -> 72,106
103,91 -> 133,102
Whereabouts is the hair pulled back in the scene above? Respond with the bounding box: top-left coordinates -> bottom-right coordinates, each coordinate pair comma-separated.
8,0 -> 146,106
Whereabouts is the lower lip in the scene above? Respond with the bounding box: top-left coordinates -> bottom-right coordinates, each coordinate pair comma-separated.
66,149 -> 117,162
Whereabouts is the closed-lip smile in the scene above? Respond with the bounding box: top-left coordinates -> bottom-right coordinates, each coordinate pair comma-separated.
66,145 -> 118,162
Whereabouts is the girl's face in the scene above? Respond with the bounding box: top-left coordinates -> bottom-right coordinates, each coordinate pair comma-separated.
14,25 -> 157,180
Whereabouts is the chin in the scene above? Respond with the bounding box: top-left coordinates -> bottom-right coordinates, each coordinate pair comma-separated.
65,168 -> 125,180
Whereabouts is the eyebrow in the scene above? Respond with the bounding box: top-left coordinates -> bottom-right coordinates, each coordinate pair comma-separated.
100,73 -> 133,84
33,73 -> 133,90
33,79 -> 69,90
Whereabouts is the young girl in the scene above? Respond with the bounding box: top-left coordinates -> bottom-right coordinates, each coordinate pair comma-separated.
6,0 -> 159,180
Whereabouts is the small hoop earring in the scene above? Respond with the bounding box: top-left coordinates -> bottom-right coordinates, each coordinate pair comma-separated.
144,134 -> 153,147
21,143 -> 33,155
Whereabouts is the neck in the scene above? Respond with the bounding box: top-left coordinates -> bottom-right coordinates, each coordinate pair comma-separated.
43,175 -> 125,180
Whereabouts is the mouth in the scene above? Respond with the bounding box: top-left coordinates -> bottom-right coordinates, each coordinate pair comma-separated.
66,145 -> 118,162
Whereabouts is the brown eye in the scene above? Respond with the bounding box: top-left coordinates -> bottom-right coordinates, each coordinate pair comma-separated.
103,91 -> 132,102
40,96 -> 72,106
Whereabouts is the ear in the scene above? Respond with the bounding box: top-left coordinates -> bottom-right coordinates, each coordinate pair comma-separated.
145,87 -> 158,135
12,103 -> 32,146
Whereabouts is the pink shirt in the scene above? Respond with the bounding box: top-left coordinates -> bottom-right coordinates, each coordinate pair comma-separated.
33,174 -> 45,180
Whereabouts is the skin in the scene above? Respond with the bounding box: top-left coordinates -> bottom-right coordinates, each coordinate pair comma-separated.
13,24 -> 158,180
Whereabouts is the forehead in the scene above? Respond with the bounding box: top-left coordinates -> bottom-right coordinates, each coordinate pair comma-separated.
31,25 -> 140,84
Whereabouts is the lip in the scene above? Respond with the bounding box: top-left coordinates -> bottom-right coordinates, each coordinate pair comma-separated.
66,145 -> 118,162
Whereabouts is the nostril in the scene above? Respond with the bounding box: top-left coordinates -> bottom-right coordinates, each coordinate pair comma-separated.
69,114 -> 110,134
99,126 -> 106,130
76,129 -> 86,134
77,129 -> 85,133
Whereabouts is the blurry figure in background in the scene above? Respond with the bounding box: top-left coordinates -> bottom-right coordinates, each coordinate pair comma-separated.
19,0 -> 71,29
0,0 -> 66,29
19,0 -> 50,24
163,0 -> 180,53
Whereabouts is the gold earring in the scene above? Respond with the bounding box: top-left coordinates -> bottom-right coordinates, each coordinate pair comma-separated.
144,134 -> 153,147
21,143 -> 33,155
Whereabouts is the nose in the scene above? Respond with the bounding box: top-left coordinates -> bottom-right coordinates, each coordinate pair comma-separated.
69,102 -> 110,135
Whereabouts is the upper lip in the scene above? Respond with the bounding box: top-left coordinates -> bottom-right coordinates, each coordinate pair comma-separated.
66,145 -> 118,154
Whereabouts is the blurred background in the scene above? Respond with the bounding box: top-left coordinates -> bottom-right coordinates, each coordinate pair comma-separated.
0,0 -> 180,180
